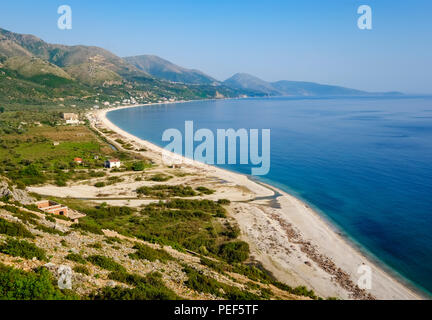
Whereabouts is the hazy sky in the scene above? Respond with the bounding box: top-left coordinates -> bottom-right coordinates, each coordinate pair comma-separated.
1,0 -> 431,93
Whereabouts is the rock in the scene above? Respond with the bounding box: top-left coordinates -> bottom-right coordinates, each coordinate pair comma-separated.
44,262 -> 56,269
0,180 -> 35,204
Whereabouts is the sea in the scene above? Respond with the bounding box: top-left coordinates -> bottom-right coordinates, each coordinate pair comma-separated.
107,96 -> 432,296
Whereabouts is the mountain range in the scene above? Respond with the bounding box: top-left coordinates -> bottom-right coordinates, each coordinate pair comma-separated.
125,55 -> 219,86
0,26 -> 401,107
124,57 -> 401,97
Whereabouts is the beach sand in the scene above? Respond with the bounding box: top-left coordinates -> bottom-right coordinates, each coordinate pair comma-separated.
31,103 -> 422,300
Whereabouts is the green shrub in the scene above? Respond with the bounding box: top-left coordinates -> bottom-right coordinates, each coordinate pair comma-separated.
217,199 -> 231,205
136,185 -> 196,198
86,255 -> 126,272
94,182 -> 105,188
196,187 -> 215,195
35,224 -> 66,236
200,257 -> 229,274
0,217 -> 35,239
183,266 -> 260,300
104,237 -> 122,244
73,265 -> 90,275
45,216 -> 56,223
183,266 -> 222,296
132,161 -> 146,171
88,242 -> 103,249
65,253 -> 87,264
0,238 -> 47,261
71,222 -> 103,235
272,282 -> 319,300
146,174 -> 172,182
81,205 -> 133,219
128,243 -> 173,263
218,241 -> 250,263
94,271 -> 179,300
232,263 -> 320,299
0,263 -> 78,300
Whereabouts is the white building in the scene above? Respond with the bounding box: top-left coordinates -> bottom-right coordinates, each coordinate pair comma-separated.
63,113 -> 79,125
105,159 -> 121,169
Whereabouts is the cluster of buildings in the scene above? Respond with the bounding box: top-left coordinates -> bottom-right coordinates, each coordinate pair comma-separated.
62,113 -> 80,125
73,157 -> 121,169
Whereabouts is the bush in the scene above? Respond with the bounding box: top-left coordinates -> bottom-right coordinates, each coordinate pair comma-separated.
45,216 -> 56,223
0,238 -> 47,261
88,242 -> 103,249
81,205 -> 133,220
0,263 -> 78,300
128,243 -> 173,263
93,271 -> 179,300
3,205 -> 39,225
183,266 -> 260,300
86,255 -> 126,272
65,253 -> 87,264
35,224 -> 66,236
146,174 -> 172,182
217,199 -> 231,205
73,265 -> 90,275
218,241 -> 250,263
136,185 -> 196,198
104,237 -> 122,244
200,257 -> 229,274
196,187 -> 215,195
71,222 -> 103,235
94,182 -> 105,188
0,217 -> 35,239
132,161 -> 146,171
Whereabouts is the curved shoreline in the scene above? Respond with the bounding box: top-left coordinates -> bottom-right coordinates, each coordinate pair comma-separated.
92,102 -> 423,300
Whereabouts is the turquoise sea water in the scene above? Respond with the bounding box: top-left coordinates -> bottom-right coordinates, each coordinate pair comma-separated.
107,96 -> 432,296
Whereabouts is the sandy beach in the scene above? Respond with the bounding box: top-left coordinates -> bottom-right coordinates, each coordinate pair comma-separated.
31,102 -> 423,300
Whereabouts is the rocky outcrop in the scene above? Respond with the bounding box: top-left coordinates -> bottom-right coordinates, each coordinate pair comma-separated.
0,180 -> 35,204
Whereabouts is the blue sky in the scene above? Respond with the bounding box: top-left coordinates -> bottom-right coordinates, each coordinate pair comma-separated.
1,0 -> 431,93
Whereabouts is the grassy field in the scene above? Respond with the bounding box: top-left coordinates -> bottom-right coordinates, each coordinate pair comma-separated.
0,125 -> 113,162
0,123 -> 138,187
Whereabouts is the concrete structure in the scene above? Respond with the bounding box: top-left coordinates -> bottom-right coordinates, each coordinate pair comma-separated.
62,113 -> 79,125
105,159 -> 121,169
36,200 -> 69,217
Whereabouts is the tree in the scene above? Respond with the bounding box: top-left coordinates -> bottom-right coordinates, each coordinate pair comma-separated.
132,161 -> 145,171
0,107 -> 5,114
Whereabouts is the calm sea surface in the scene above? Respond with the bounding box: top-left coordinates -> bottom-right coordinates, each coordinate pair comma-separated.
108,96 -> 432,295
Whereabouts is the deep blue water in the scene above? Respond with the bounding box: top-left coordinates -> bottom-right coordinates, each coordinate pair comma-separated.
108,96 -> 432,295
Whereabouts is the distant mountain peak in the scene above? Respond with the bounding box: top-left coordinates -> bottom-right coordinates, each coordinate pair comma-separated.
223,73 -> 382,96
124,55 -> 219,85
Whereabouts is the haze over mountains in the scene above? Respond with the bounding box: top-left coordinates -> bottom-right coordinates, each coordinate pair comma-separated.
223,73 -> 371,96
126,55 -> 401,96
125,55 -> 219,86
0,26 -> 400,104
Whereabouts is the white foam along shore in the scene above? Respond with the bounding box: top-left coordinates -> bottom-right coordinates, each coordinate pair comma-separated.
93,102 -> 423,300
